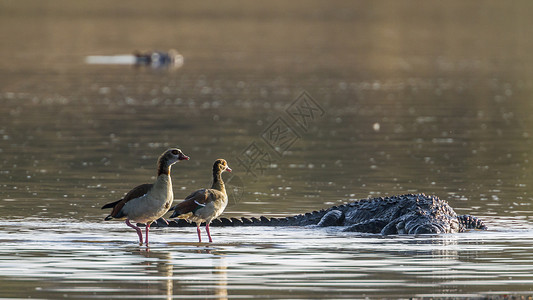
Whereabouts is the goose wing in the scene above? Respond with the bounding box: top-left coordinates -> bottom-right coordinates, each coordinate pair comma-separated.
170,188 -> 216,218
102,183 -> 153,219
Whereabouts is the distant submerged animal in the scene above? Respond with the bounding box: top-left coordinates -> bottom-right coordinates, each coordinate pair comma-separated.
101,148 -> 189,245
169,159 -> 232,242
133,49 -> 183,68
84,49 -> 183,70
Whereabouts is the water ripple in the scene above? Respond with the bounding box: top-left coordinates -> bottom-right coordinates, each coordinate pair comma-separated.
1,220 -> 533,298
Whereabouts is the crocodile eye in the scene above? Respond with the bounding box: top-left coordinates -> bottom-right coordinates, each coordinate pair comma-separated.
171,149 -> 179,155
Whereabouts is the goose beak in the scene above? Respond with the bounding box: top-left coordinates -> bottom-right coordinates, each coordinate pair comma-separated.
179,154 -> 190,161
226,166 -> 232,172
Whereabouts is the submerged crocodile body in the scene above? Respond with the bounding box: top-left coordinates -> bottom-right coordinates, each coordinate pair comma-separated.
157,194 -> 487,235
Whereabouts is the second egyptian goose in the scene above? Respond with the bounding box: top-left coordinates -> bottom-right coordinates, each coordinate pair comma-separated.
169,159 -> 231,242
101,148 -> 189,245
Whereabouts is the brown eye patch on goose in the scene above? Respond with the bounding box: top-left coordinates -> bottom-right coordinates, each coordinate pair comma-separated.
171,149 -> 179,155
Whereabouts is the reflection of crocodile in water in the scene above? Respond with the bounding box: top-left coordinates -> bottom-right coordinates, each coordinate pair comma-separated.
155,193 -> 487,234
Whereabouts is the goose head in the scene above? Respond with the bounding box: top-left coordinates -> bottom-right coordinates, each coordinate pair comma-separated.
213,159 -> 232,174
159,148 -> 189,170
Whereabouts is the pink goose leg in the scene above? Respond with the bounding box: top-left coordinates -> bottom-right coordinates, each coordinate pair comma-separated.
196,225 -> 202,243
145,222 -> 152,246
125,219 -> 143,245
205,223 -> 213,243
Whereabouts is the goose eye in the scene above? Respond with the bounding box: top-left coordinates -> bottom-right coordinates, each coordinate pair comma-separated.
171,149 -> 179,155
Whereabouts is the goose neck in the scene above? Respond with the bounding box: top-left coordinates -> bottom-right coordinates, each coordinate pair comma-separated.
211,170 -> 225,192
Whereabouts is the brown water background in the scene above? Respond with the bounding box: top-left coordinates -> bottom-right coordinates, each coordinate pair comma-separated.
1,1 -> 533,298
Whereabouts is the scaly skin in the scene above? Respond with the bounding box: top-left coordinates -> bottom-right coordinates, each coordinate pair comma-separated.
157,194 -> 487,235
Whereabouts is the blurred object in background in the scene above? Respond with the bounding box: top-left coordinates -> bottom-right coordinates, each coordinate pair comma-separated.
85,49 -> 183,70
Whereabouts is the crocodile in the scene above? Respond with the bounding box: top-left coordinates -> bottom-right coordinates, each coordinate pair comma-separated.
153,194 -> 487,235
133,49 -> 183,68
85,49 -> 183,69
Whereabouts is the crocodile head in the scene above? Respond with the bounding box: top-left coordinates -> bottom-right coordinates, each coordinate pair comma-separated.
406,215 -> 460,234
381,196 -> 461,234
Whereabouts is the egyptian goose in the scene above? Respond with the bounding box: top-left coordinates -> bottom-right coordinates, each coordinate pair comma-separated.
169,159 -> 231,242
101,148 -> 189,245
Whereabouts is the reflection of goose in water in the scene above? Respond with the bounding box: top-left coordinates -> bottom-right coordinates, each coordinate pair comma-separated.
135,249 -> 174,300
131,248 -> 228,300
213,255 -> 228,300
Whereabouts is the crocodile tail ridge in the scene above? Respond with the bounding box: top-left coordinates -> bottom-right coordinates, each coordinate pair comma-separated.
458,215 -> 487,230
214,216 -> 276,226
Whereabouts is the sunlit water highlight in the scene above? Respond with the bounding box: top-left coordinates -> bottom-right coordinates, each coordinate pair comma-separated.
1,219 -> 533,298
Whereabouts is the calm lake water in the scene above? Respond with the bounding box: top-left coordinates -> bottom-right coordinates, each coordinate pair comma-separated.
2,0 -> 533,298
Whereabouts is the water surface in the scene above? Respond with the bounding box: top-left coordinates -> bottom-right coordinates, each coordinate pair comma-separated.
1,0 -> 533,298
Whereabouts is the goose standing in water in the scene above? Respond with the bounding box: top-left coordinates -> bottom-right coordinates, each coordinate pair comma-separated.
101,148 -> 189,245
170,159 -> 231,242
